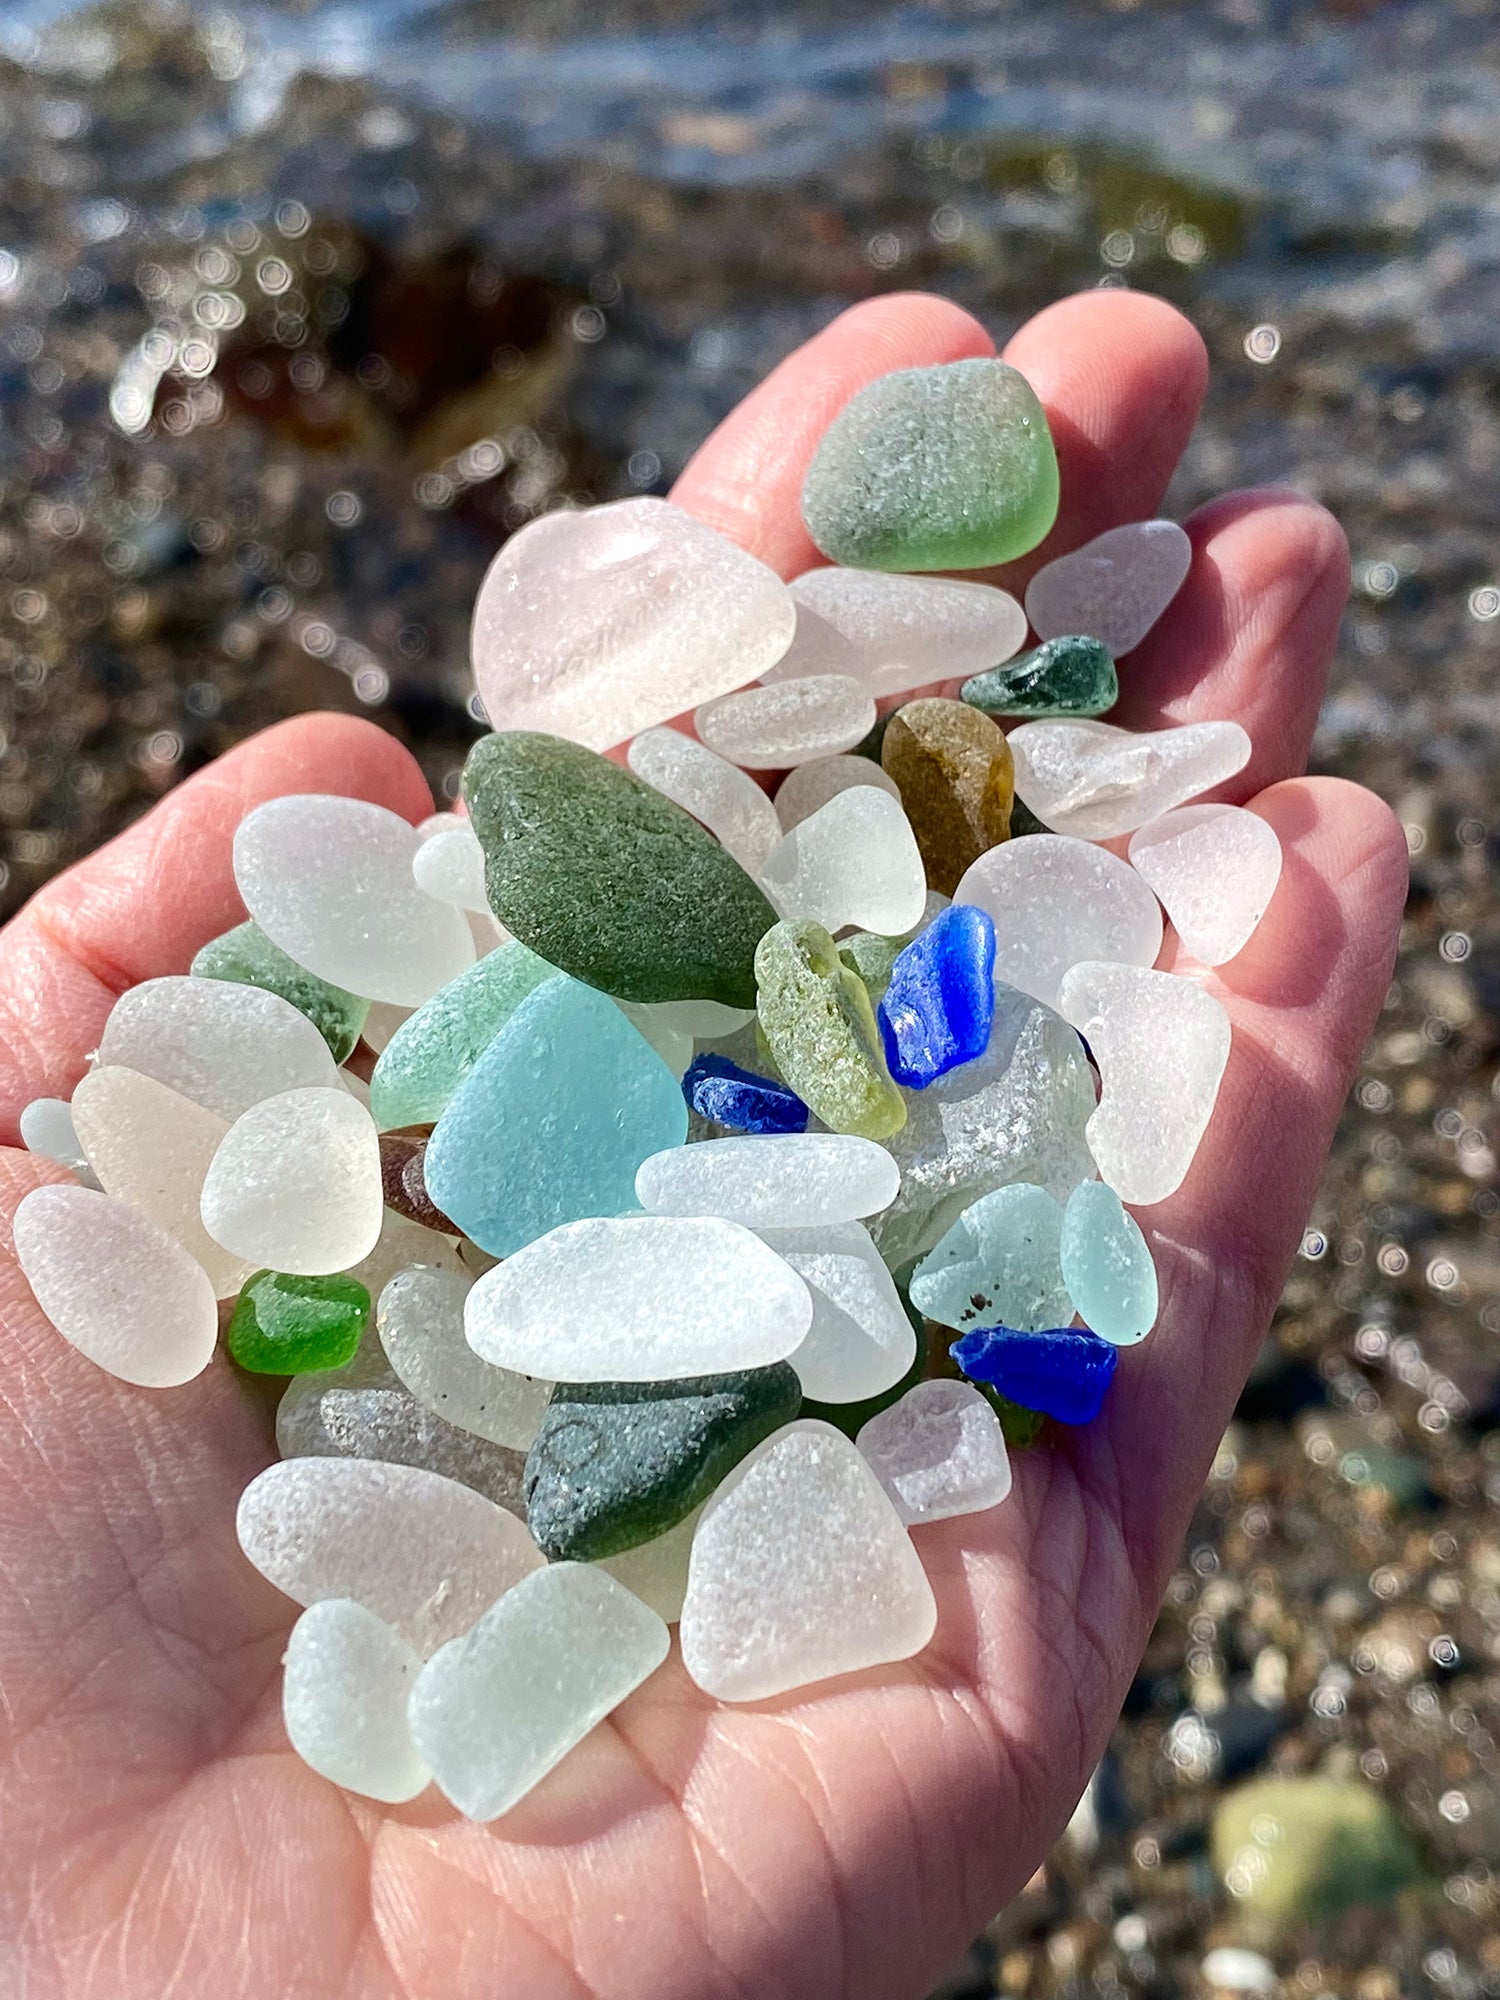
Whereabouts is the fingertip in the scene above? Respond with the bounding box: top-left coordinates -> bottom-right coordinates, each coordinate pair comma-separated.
1005,288 -> 1209,406
217,712 -> 435,826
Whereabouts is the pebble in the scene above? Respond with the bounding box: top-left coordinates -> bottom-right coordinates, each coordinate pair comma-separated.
760,1221 -> 918,1403
1060,1180 -> 1158,1345
378,1133 -> 456,1236
961,635 -> 1118,719
377,1265 -> 552,1451
98,974 -> 338,1123
368,939 -> 557,1132
281,1599 -> 431,1803
408,1563 -> 670,1821
1009,718 -> 1252,841
679,1420 -> 937,1701
470,496 -> 795,750
954,834 -> 1164,1011
695,674 -> 876,770
425,975 -> 687,1258
279,1381 -> 528,1517
775,569 -> 1028,700
523,1364 -> 802,1560
1024,519 -> 1192,657
13,1183 -> 218,1388
192,919 -> 370,1064
953,1323 -> 1120,1424
236,1456 -> 544,1655
772,754 -> 901,832
635,1132 -> 900,1228
801,359 -> 1059,571
681,1053 -> 810,1135
199,1085 -> 384,1276
877,903 -> 997,1089
754,920 -> 907,1141
234,794 -> 476,1007
627,725 -> 783,873
1127,803 -> 1283,964
880,698 -> 1014,897
760,787 -> 927,937
412,819 -> 490,912
857,1380 -> 1013,1524
19,1097 -> 97,1184
910,1182 -> 1071,1331
464,1215 -> 813,1381
466,730 -> 777,1009
596,1508 -> 699,1624
227,1268 -> 371,1374
1056,961 -> 1232,1205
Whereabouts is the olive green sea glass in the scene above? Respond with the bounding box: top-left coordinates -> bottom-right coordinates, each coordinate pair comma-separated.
754,919 -> 906,1141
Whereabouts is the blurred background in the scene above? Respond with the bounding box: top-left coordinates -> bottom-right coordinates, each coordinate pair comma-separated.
0,0 -> 1497,1993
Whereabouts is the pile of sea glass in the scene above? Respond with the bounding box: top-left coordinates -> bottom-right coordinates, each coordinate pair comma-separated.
14,356 -> 1278,1822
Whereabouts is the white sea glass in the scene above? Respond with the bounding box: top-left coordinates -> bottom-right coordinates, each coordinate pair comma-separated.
1024,519 -> 1192,657
282,1599 -> 431,1803
773,754 -> 901,832
778,568 -> 1027,698
760,1221 -> 917,1403
857,1380 -> 1012,1524
627,726 -> 782,873
1009,719 -> 1251,841
200,1086 -> 383,1275
1127,804 -> 1283,965
97,975 -> 337,1122
636,1134 -> 900,1228
759,786 -> 926,935
377,1266 -> 551,1450
695,674 -> 875,770
412,820 -> 489,912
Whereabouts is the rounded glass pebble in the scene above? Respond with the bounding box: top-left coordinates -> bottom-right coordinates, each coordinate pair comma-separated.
1059,1179 -> 1158,1345
773,755 -> 901,832
1127,803 -> 1284,965
1024,519 -> 1192,657
1009,719 -> 1251,841
760,786 -> 927,937
694,674 -> 876,770
19,1097 -> 96,1182
228,1268 -> 371,1374
760,1220 -> 917,1403
378,1266 -> 552,1450
635,1133 -> 900,1228
774,569 -> 1027,699
627,725 -> 783,874
910,1181 -> 1071,1332
200,1085 -> 384,1276
857,1379 -> 1013,1524
412,820 -> 490,912
282,1599 -> 431,1803
97,974 -> 338,1123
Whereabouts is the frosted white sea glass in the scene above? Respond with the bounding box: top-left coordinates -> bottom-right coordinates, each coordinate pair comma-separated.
778,568 -> 1027,698
97,975 -> 337,1121
636,1134 -> 900,1228
1024,519 -> 1192,656
760,785 -> 926,935
857,1380 -> 1012,1524
1009,719 -> 1251,841
955,834 -> 1163,1010
773,754 -> 901,832
377,1266 -> 551,1451
200,1086 -> 383,1275
412,820 -> 489,912
760,1221 -> 917,1403
19,1097 -> 94,1181
695,674 -> 875,770
282,1599 -> 431,1803
1127,804 -> 1283,965
627,726 -> 782,873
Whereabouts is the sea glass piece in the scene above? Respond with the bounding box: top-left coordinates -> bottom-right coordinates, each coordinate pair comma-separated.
880,699 -> 1014,897
637,1133 -> 899,1228
614,999 -> 694,1080
97,975 -> 337,1122
760,1221 -> 917,1403
465,1215 -> 812,1381
278,1378 -> 527,1517
776,569 -> 1027,699
694,675 -> 876,770
839,931 -> 903,1004
234,794 -> 475,1007
14,1182 -> 218,1387
227,1268 -> 371,1374
192,919 -> 369,1063
378,1266 -> 551,1450
409,1563 -> 670,1820
1024,519 -> 1192,656
470,496 -> 795,751
368,940 -> 556,1132
1060,1180 -> 1158,1345
1057,960 -> 1232,1205
1009,719 -> 1252,841
345,1209 -> 468,1301
857,1379 -> 1012,1524
758,599 -> 863,683
679,1420 -> 937,1701
754,920 -> 906,1141
200,1086 -> 384,1276
961,635 -> 1118,719
19,1098 -> 95,1181
627,726 -> 782,873
412,819 -> 489,912
801,359 -> 1059,571
466,731 -> 777,1009
910,1182 -> 1071,1332
425,976 -> 687,1259
773,754 -> 901,832
760,787 -> 926,937
681,1053 -> 810,1136
524,1364 -> 802,1560
282,1599 -> 430,1802
377,1133 -> 456,1236
596,1508 -> 699,1623
953,1324 -> 1118,1425
955,834 -> 1164,1011
878,904 -> 996,1088
236,1456 -> 543,1654
1127,804 -> 1283,965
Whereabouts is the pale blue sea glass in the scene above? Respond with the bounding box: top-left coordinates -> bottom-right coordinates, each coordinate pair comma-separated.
909,1181 -> 1070,1333
1059,1179 -> 1158,1345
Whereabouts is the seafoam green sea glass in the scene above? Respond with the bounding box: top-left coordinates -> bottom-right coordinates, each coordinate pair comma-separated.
193,919 -> 370,1063
368,939 -> 557,1131
910,1182 -> 1071,1332
754,920 -> 906,1142
1059,1178 -> 1158,1345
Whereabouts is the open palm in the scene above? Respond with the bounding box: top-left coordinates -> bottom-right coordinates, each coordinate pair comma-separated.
0,290 -> 1407,2000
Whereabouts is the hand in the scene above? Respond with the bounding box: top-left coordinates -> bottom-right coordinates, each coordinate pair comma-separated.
0,291 -> 1406,2000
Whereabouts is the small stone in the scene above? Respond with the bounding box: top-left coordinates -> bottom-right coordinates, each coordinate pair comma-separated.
470,497 -> 795,750
857,1380 -> 1012,1524
911,1183 -> 1071,1331
466,731 -> 777,1008
425,976 -> 687,1258
465,1215 -> 813,1381
377,1133 -> 457,1235
14,1183 -> 218,1388
952,1324 -> 1119,1424
368,939 -> 557,1132
409,1563 -> 670,1821
19,1097 -> 96,1183
228,1268 -> 371,1374
98,975 -> 338,1123
412,819 -> 490,912
777,569 -> 1028,700
281,1382 -> 528,1515
524,1365 -> 802,1560
880,699 -> 1014,897
1127,803 -> 1283,964
681,1053 -> 809,1136
760,787 -> 927,936
1009,719 -> 1252,841
282,1600 -> 430,1803
695,675 -> 876,770
801,358 -> 1059,572
627,726 -> 782,873
754,920 -> 907,1141
596,1508 -> 699,1623
234,794 -> 475,1007
636,1132 -> 900,1228
1056,961 -> 1231,1205
961,635 -> 1118,719
679,1420 -> 937,1701
954,834 -> 1164,1012
878,904 -> 996,1089
200,1086 -> 384,1276
1024,519 -> 1192,657
192,919 -> 370,1063
236,1456 -> 544,1655
773,754 -> 901,832
760,1221 -> 917,1403
1209,1776 -> 1420,1931
377,1266 -> 551,1450
1060,1180 -> 1158,1345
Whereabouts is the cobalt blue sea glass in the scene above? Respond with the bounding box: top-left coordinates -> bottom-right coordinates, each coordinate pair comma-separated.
682,1053 -> 810,1135
877,903 -> 996,1089
951,1323 -> 1119,1424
